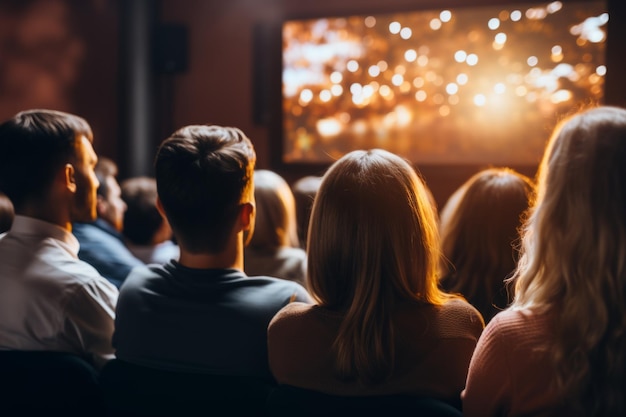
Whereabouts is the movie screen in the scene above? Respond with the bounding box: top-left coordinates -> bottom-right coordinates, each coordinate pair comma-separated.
282,1 -> 607,165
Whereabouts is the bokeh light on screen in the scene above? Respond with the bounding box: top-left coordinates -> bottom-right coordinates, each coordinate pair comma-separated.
282,1 -> 607,165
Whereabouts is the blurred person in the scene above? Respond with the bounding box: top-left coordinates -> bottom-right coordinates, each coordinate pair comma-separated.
73,157 -> 144,287
0,192 -> 14,237
114,125 -> 311,379
244,169 -> 306,284
439,168 -> 535,322
120,176 -> 179,264
0,109 -> 117,368
463,106 -> 626,416
268,149 -> 483,407
291,175 -> 323,249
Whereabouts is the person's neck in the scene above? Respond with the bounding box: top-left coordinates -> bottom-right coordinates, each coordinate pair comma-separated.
17,203 -> 72,231
178,238 -> 244,271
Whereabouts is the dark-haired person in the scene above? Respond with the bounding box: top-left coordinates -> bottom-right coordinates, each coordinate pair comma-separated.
439,168 -> 535,323
113,125 -> 311,379
0,109 -> 117,368
120,176 -> 179,264
73,157 -> 144,287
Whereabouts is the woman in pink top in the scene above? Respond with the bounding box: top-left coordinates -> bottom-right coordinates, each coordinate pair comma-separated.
463,106 -> 626,416
268,149 -> 484,408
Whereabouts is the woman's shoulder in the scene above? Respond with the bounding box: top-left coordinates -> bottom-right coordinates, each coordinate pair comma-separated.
432,297 -> 486,338
269,302 -> 316,329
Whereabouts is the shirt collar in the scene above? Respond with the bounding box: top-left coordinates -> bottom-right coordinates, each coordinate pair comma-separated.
10,215 -> 80,252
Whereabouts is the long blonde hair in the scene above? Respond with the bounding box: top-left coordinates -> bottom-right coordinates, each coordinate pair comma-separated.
512,106 -> 626,415
307,149 -> 448,384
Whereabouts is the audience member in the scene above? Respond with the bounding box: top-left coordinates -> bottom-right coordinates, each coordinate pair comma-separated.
291,175 -> 323,249
439,168 -> 535,322
120,176 -> 179,264
463,106 -> 626,416
0,109 -> 117,368
73,157 -> 144,287
0,192 -> 14,236
268,149 -> 484,406
113,125 -> 311,380
244,169 -> 306,284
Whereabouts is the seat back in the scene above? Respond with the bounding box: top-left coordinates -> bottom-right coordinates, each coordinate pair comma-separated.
100,358 -> 274,417
0,350 -> 105,416
265,384 -> 463,417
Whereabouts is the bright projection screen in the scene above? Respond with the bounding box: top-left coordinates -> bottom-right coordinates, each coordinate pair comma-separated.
281,1 -> 608,166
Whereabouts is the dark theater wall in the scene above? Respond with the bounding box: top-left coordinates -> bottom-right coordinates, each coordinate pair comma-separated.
0,0 -> 119,160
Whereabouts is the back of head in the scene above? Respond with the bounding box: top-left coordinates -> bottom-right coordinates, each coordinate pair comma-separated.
0,192 -> 14,233
440,168 -> 535,321
291,175 -> 323,248
95,157 -> 118,199
307,149 -> 444,383
155,125 -> 256,253
121,176 -> 163,245
248,170 -> 299,250
514,106 -> 626,415
0,109 -> 92,210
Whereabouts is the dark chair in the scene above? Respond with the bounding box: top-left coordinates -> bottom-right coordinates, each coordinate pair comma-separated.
0,350 -> 105,416
100,358 -> 275,417
265,384 -> 463,417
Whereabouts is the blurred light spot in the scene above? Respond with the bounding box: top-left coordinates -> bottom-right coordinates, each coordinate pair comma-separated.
389,22 -> 401,34
347,60 -> 359,72
596,65 -> 607,76
400,27 -> 412,39
364,16 -> 376,28
392,74 -> 404,86
474,94 -> 487,106
466,54 -> 479,66
331,85 -> 343,96
415,90 -> 427,102
368,65 -> 380,77
457,73 -> 469,85
550,89 -> 572,103
527,56 -> 538,66
330,71 -> 342,83
404,49 -> 417,62
495,33 -> 507,44
488,18 -> 500,30
319,90 -> 332,102
430,18 -> 442,30
316,118 -> 341,136
511,10 -> 522,21
455,50 -> 467,63
494,83 -> 506,94
547,1 -> 563,13
413,77 -> 425,88
446,83 -> 459,95
377,60 -> 388,71
440,10 -> 452,22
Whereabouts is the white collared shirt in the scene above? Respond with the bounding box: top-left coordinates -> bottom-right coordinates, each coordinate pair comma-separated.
0,215 -> 118,367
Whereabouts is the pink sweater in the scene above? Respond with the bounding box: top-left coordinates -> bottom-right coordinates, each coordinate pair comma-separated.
268,298 -> 484,405
463,308 -> 582,416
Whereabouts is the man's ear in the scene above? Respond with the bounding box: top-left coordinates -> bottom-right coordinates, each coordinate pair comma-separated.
239,202 -> 254,230
64,164 -> 77,193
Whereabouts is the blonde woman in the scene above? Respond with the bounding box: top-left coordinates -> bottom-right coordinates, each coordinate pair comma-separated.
244,170 -> 307,284
463,106 -> 626,416
439,168 -> 535,322
268,149 -> 484,407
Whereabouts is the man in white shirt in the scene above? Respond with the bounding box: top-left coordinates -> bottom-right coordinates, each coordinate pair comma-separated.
0,109 -> 118,368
